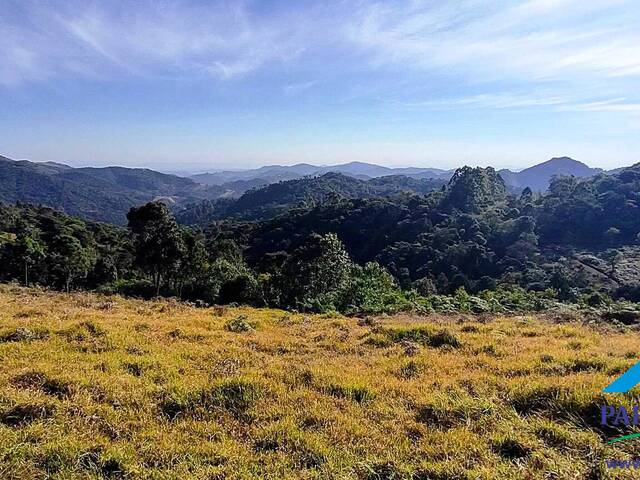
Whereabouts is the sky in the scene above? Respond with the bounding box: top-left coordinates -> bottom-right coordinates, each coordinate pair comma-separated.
1,0 -> 640,172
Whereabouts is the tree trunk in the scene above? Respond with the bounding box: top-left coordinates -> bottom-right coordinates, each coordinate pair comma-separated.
24,261 -> 28,287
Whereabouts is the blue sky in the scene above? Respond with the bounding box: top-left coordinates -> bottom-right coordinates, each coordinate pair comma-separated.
1,0 -> 639,172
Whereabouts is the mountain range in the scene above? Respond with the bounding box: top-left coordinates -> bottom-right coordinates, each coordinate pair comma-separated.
0,154 -> 622,224
192,157 -> 605,191
191,161 -> 452,186
0,155 -> 223,224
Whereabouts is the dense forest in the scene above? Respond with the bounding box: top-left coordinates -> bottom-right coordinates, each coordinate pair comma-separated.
1,164 -> 639,316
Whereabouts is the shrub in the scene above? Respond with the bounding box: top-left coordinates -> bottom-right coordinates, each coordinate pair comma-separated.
384,326 -> 462,349
97,279 -> 156,299
343,262 -> 411,315
224,314 -> 255,333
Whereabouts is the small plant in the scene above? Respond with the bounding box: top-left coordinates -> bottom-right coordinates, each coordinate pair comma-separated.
224,314 -> 255,333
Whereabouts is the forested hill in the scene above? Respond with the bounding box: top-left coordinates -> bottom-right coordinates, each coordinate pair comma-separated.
212,164 -> 640,296
175,172 -> 447,224
1,164 -> 640,314
0,156 -> 223,224
0,154 -> 615,225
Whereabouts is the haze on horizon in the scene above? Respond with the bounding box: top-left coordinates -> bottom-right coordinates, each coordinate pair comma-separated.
1,0 -> 639,172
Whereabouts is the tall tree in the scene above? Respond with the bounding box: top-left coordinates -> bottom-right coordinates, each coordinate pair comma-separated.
127,202 -> 185,296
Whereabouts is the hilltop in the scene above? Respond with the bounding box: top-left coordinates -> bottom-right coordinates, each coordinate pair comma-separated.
0,286 -> 639,479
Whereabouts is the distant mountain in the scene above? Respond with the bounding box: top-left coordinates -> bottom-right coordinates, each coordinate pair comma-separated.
193,158 -> 607,193
498,157 -> 602,191
176,172 -> 446,225
0,155 -> 224,224
0,154 -> 615,225
191,161 -> 451,186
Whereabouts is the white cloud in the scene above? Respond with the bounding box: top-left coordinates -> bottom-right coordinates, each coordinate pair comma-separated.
1,0 -> 639,113
345,0 -> 640,81
396,92 -> 640,113
283,81 -> 317,95
0,0 -> 308,85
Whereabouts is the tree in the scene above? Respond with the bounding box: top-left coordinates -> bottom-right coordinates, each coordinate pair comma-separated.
279,233 -> 352,312
49,234 -> 95,292
11,228 -> 45,286
604,249 -> 623,277
127,202 -> 186,296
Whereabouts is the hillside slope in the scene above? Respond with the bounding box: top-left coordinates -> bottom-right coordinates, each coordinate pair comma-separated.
0,286 -> 636,479
191,161 -> 451,185
0,156 -> 222,224
176,172 -> 446,224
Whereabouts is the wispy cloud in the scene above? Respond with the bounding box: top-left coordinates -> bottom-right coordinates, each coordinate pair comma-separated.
1,0 -> 640,138
346,0 -> 640,81
283,81 -> 317,96
0,0 -> 308,85
396,93 -> 640,113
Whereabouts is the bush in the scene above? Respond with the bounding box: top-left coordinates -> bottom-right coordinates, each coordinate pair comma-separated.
98,279 -> 156,298
384,326 -> 462,349
343,262 -> 411,315
224,314 -> 255,332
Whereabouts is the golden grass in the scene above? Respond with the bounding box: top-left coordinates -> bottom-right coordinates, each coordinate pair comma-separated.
0,285 -> 639,479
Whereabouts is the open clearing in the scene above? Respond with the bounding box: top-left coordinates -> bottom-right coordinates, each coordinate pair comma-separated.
1,285 -> 639,479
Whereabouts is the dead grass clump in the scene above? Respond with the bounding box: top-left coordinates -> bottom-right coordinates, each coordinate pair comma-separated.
212,305 -> 228,316
0,326 -> 49,342
356,461 -> 408,480
416,395 -> 495,429
0,401 -> 56,426
77,447 -> 127,479
398,360 -> 421,379
13,308 -> 45,318
60,321 -> 112,352
11,371 -> 76,398
460,324 -> 480,333
253,425 -> 328,469
321,382 -> 376,404
508,383 -> 601,429
159,377 -> 263,420
490,437 -> 532,460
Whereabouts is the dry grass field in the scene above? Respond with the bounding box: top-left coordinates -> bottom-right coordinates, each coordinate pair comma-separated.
1,285 -> 640,479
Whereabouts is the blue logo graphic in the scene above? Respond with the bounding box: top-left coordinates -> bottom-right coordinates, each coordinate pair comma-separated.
603,361 -> 640,393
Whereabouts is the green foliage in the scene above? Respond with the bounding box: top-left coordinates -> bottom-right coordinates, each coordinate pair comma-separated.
224,315 -> 255,333
127,202 -> 186,295
343,262 -> 411,315
3,163 -> 640,317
